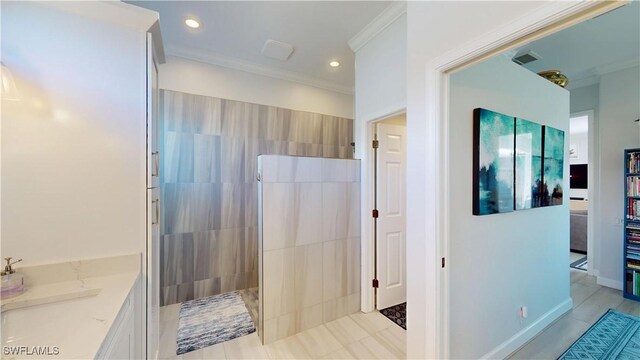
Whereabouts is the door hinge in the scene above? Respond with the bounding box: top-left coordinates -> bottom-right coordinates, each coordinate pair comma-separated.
372,279 -> 379,288
372,209 -> 379,218
442,257 -> 445,268
372,140 -> 379,149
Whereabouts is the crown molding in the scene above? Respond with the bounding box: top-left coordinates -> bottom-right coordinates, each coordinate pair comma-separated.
348,1 -> 407,53
566,58 -> 639,90
596,58 -> 640,76
165,45 -> 355,95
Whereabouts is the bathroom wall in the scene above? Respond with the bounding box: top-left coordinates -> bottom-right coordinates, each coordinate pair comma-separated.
1,1 -> 156,265
160,90 -> 354,306
160,56 -> 353,119
258,155 -> 361,344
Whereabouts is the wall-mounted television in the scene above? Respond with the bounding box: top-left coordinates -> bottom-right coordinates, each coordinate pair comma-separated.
570,164 -> 588,189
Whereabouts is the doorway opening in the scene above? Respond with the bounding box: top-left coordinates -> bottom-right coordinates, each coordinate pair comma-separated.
569,111 -> 595,275
442,1 -> 635,358
371,113 -> 407,328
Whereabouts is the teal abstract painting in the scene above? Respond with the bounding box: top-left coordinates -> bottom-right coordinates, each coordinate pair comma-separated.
542,126 -> 565,206
515,118 -> 543,210
473,108 -> 515,215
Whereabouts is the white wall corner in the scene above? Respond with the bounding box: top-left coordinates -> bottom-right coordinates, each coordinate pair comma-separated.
597,276 -> 624,291
347,1 -> 407,53
481,298 -> 573,360
165,45 -> 354,95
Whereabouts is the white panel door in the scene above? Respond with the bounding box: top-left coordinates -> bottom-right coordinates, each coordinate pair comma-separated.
376,123 -> 407,309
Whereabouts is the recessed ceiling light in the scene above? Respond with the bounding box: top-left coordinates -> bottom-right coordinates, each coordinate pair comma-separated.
329,61 -> 340,67
185,18 -> 200,29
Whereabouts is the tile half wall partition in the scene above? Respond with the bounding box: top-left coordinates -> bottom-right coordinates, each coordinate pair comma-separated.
160,89 -> 354,308
258,155 -> 361,344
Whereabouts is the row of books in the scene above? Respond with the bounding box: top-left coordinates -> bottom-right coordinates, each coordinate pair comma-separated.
627,176 -> 640,196
627,227 -> 640,240
627,198 -> 640,220
627,270 -> 640,297
629,152 -> 640,174
627,249 -> 640,261
627,259 -> 640,270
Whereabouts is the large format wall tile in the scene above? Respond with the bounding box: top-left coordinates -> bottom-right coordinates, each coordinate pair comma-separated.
161,90 -> 354,308
263,248 -> 295,320
192,230 -> 219,281
193,134 -> 221,183
160,233 -> 194,287
295,243 -> 323,309
220,137 -> 245,183
290,111 -> 323,144
262,182 -> 323,250
165,131 -> 194,183
260,155 -> 361,344
261,156 -> 322,183
323,239 -> 348,302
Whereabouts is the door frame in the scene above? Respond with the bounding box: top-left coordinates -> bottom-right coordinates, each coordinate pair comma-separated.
406,1 -> 625,358
371,115 -> 408,310
361,109 -> 406,313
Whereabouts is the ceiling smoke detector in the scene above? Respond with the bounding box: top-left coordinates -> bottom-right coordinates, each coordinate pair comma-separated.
261,39 -> 294,61
512,50 -> 541,65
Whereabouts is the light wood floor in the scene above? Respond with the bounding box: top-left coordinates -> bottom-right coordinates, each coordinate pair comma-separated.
508,252 -> 640,359
159,304 -> 406,359
159,252 -> 637,360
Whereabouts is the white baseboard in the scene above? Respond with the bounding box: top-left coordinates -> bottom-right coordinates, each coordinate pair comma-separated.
481,298 -> 573,359
597,276 -> 623,290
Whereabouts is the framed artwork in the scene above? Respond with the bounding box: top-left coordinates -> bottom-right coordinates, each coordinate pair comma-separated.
542,126 -> 565,206
473,108 -> 515,215
515,118 -> 543,210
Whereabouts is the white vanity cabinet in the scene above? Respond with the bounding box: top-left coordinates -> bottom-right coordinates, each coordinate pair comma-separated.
96,278 -> 140,360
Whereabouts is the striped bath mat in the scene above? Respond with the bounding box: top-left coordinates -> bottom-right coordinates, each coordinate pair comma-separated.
176,291 -> 255,355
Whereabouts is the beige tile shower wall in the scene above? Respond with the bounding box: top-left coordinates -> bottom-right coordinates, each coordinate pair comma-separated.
160,90 -> 354,307
258,155 -> 361,344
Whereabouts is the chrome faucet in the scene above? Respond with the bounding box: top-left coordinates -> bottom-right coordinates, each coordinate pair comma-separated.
1,257 -> 22,276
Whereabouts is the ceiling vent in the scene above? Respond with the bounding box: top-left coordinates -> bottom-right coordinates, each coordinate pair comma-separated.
261,39 -> 294,61
512,50 -> 541,65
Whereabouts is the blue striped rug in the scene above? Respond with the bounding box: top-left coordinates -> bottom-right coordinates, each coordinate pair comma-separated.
176,291 -> 255,355
558,309 -> 640,359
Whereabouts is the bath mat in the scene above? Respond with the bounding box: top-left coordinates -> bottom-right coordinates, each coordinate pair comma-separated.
380,302 -> 407,330
570,256 -> 588,271
176,291 -> 255,355
558,309 -> 640,359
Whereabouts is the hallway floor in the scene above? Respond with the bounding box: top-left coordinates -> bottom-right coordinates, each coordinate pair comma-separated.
508,260 -> 640,358
159,304 -> 406,359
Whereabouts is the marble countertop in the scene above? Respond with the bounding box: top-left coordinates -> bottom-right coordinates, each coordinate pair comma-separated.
1,254 -> 140,359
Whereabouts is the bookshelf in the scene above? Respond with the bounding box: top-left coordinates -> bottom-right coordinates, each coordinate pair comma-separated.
624,148 -> 640,301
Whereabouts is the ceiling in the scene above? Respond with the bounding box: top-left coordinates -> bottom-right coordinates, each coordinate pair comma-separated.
515,1 -> 639,89
126,1 -> 392,94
